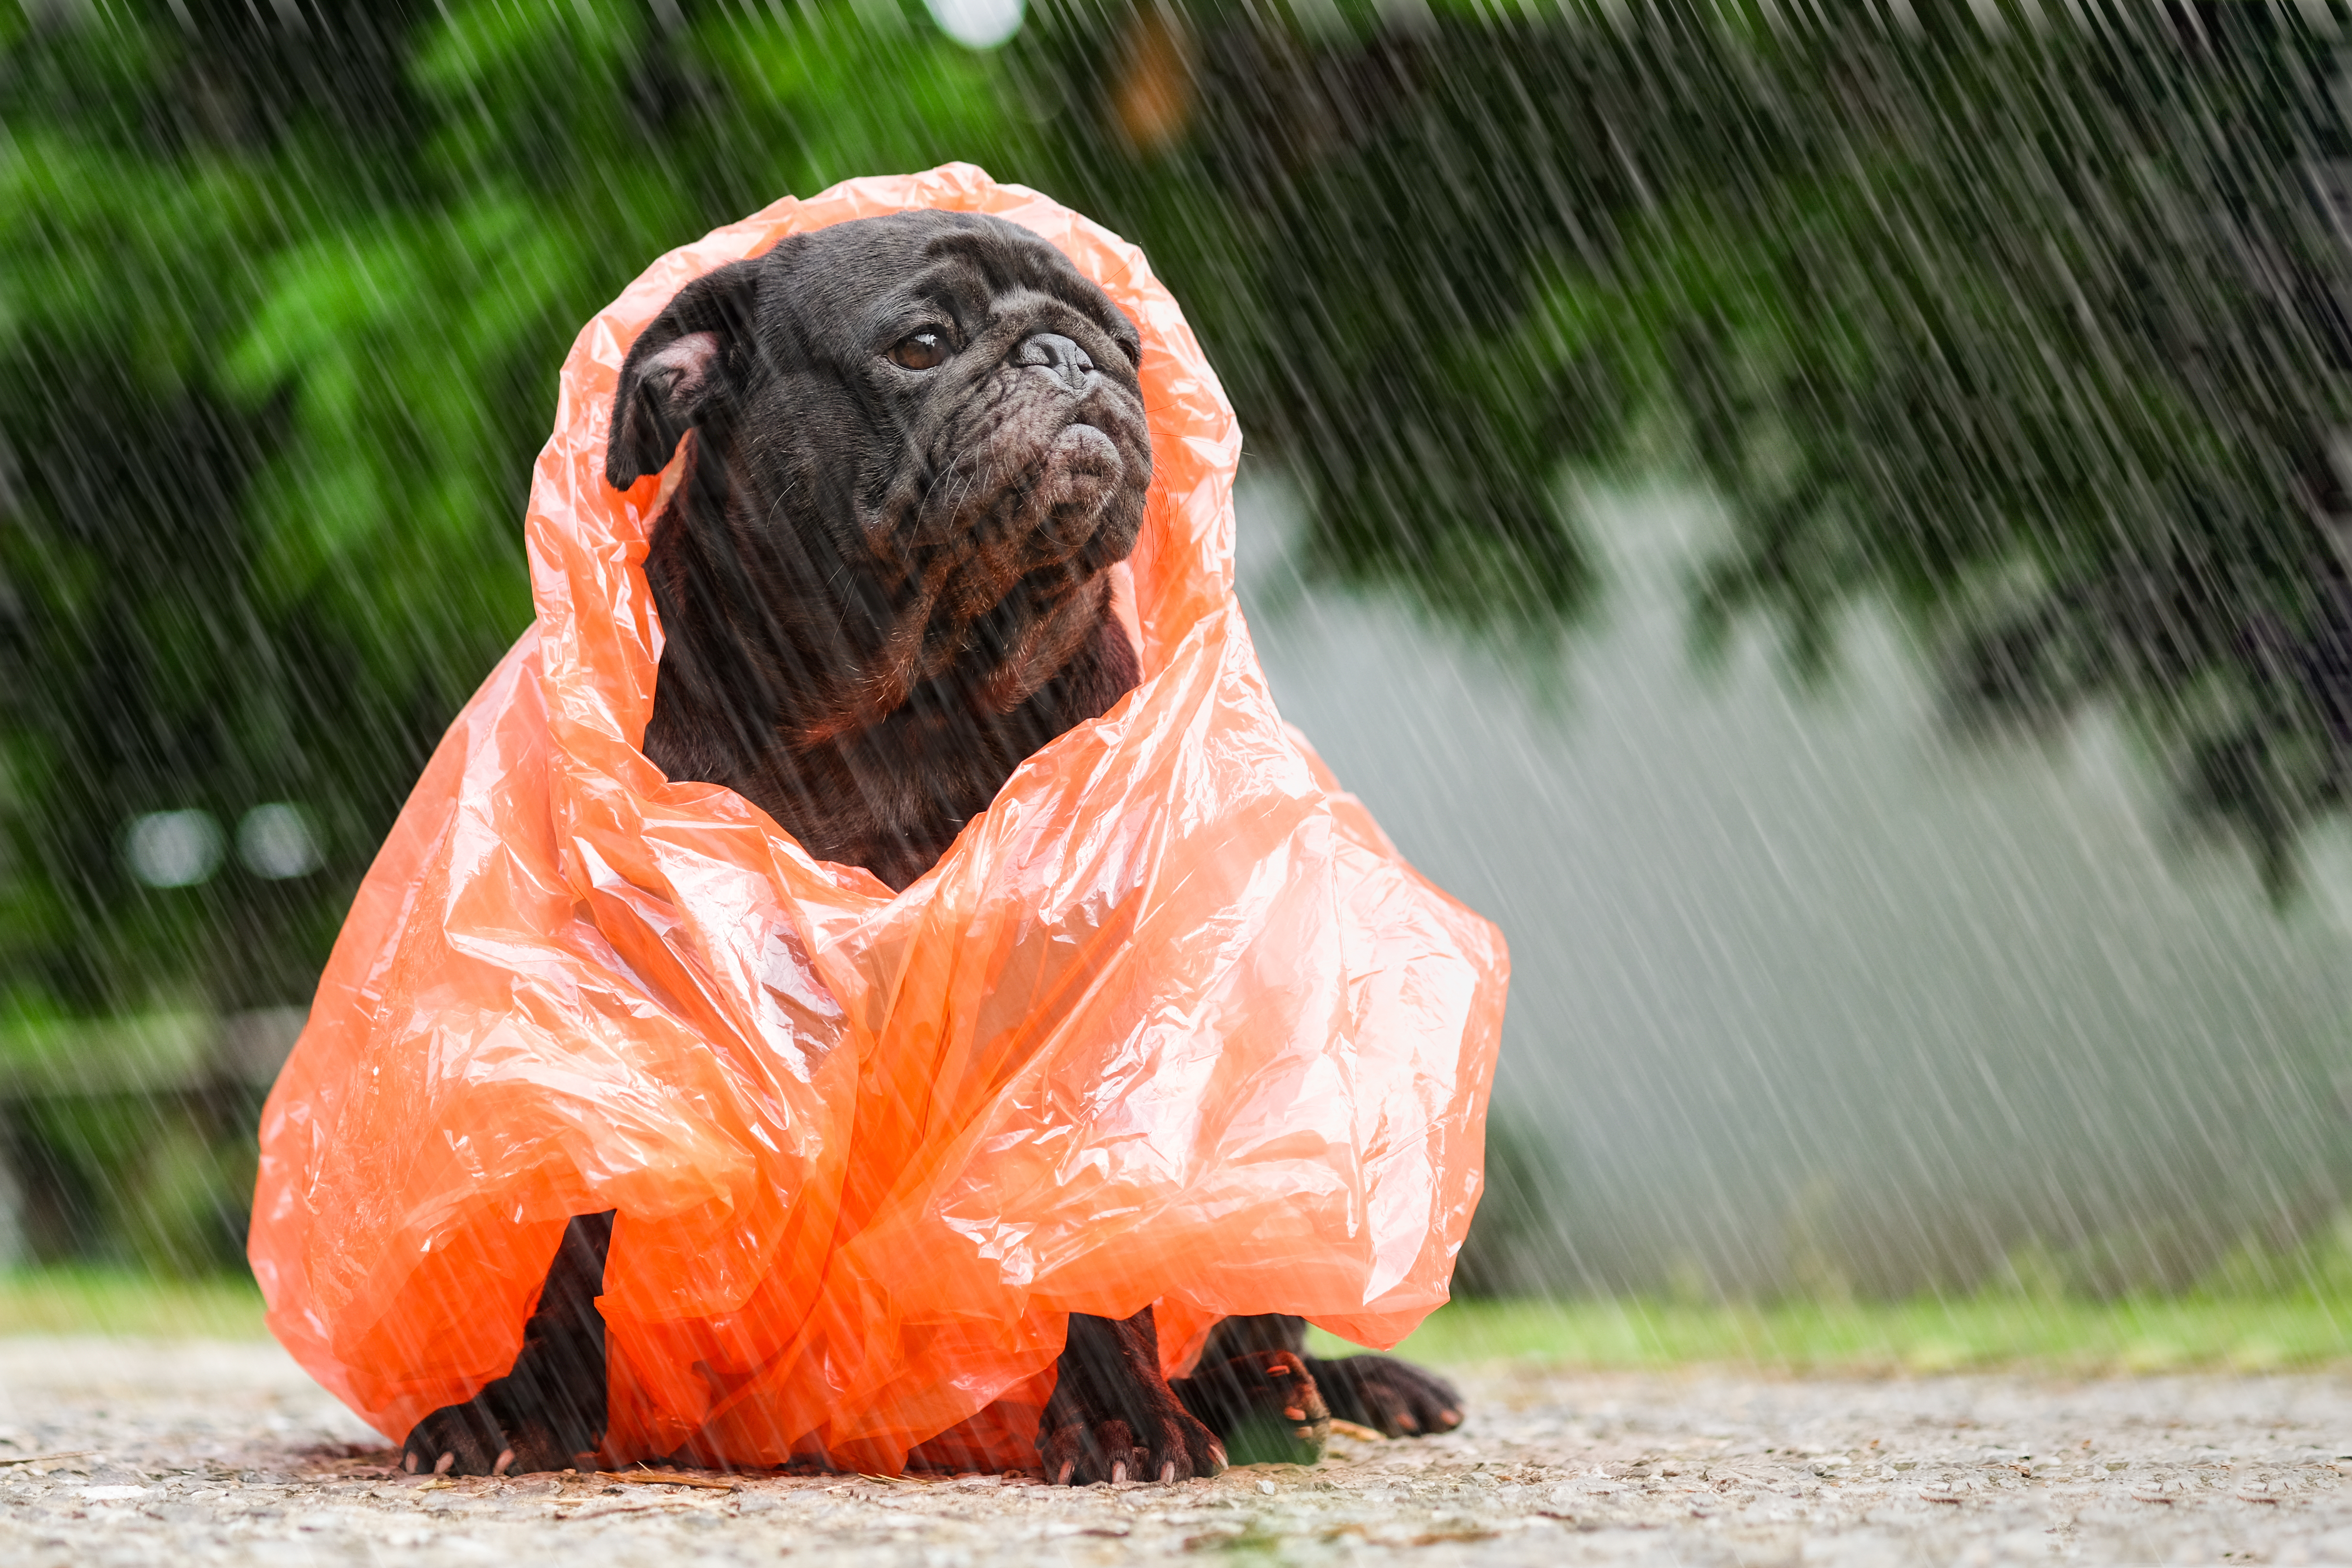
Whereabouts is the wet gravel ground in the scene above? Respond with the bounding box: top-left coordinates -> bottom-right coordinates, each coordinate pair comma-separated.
2,1336 -> 2350,1565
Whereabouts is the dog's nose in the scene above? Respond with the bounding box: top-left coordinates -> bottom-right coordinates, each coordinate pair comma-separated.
1013,332 -> 1096,393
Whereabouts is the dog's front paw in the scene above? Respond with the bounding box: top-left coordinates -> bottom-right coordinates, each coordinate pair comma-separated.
1038,1388 -> 1225,1486
1173,1349 -> 1331,1466
401,1399 -> 575,1477
1306,1354 -> 1462,1437
402,1397 -> 506,1476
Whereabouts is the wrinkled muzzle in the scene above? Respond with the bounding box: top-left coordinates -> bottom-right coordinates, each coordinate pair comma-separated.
904,364 -> 1149,615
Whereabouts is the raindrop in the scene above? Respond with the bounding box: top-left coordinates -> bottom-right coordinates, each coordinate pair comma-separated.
123,810 -> 224,889
924,0 -> 1024,51
236,803 -> 322,880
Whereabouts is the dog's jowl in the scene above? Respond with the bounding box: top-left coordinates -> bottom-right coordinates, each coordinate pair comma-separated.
399,211 -> 1462,1482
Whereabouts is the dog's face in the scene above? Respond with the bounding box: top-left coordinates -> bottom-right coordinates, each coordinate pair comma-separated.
607,212 -> 1151,686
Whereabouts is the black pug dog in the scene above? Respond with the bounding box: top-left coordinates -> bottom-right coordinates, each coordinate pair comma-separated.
398,210 -> 1462,1484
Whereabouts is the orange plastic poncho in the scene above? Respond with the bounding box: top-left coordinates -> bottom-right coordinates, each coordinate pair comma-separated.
250,165 -> 1507,1474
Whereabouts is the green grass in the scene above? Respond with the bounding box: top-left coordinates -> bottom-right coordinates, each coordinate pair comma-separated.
3,1271 -> 2344,1372
0,1268 -> 267,1339
1314,1293 -> 2352,1374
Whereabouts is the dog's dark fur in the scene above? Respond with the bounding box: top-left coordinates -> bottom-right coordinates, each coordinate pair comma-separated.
400,212 -> 1459,1484
617,210 -> 1148,891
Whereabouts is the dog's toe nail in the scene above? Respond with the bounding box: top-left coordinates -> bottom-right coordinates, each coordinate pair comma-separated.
1440,1409 -> 1460,1426
493,1448 -> 515,1477
1160,1461 -> 1176,1483
434,1452 -> 456,1475
1054,1461 -> 1075,1487
403,1453 -> 418,1474
1110,1460 -> 1128,1484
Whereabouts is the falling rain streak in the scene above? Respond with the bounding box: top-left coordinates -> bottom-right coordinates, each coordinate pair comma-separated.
4,0 -> 2352,1315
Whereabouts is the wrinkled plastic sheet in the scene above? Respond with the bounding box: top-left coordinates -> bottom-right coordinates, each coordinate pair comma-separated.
249,165 -> 1508,1474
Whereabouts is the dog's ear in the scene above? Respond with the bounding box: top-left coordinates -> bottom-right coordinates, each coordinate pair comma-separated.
606,259 -> 762,490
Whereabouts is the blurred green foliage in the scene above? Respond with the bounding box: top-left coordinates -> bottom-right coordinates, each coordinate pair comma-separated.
1538,13 -> 2352,894
0,0 -> 1040,1024
8,1 -> 2352,1276
11,0 -> 2352,1026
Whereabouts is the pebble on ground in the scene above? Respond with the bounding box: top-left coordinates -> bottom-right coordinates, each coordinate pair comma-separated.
2,1335 -> 2349,1565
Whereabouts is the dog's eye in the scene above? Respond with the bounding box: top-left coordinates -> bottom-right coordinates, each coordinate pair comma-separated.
888,331 -> 951,371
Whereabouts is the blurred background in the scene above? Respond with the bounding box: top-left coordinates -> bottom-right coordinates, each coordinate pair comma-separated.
5,0 -> 2352,1361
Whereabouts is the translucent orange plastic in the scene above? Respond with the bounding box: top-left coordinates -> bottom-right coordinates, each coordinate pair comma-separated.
249,166 -> 1508,1473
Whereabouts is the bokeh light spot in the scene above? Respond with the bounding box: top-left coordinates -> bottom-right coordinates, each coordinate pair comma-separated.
924,0 -> 1024,50
238,803 -> 322,880
124,811 -> 224,889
